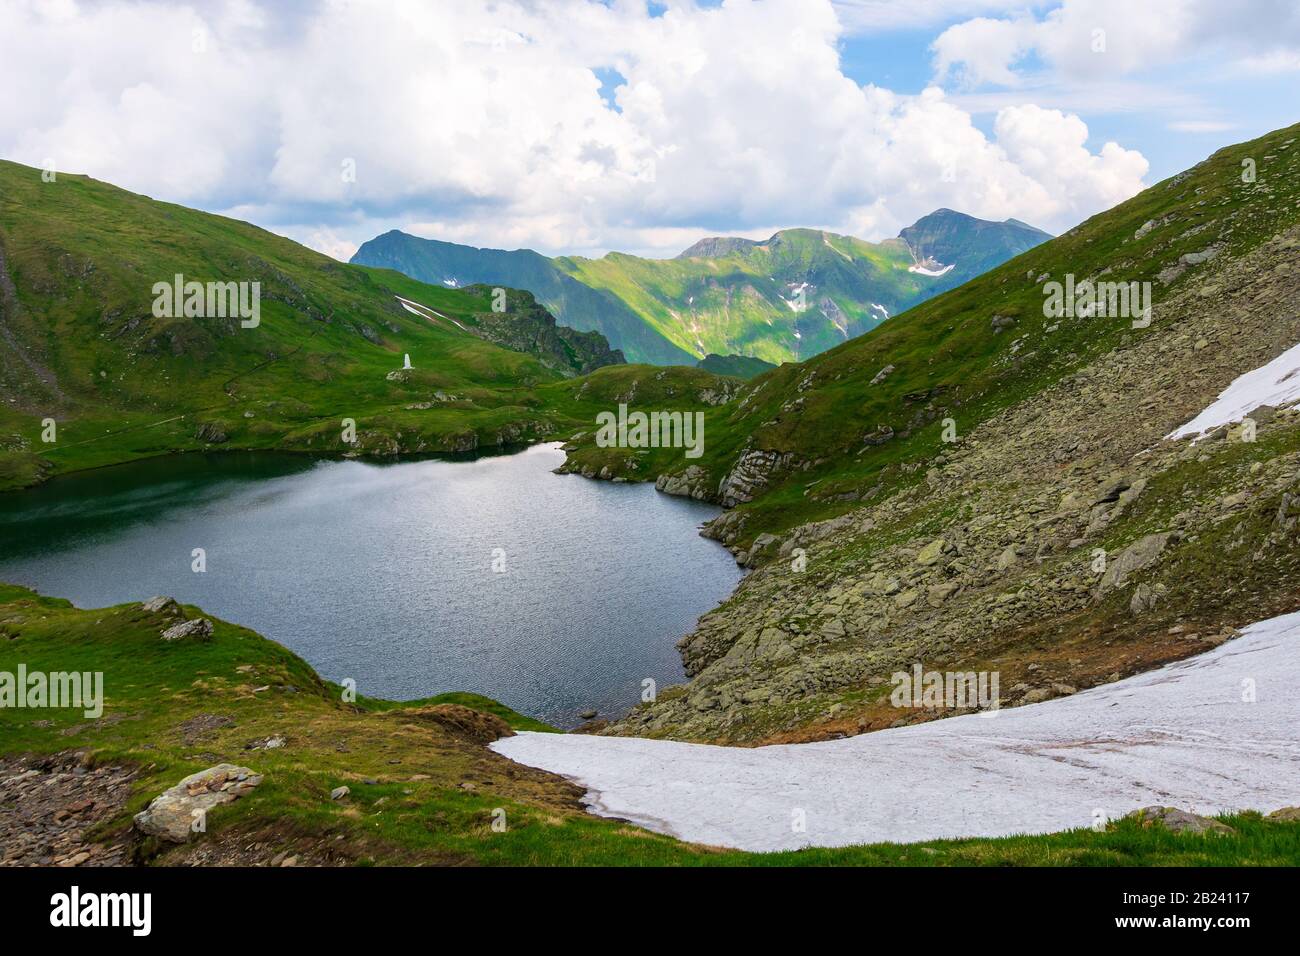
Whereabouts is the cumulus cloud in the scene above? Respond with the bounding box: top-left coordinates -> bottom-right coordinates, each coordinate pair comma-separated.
0,0 -> 1151,258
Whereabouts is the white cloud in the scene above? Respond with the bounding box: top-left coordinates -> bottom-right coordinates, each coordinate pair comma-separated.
931,0 -> 1300,87
0,0 -> 1151,258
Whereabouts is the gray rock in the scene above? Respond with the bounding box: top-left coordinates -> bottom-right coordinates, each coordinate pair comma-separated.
655,465 -> 709,499
141,596 -> 181,616
134,764 -> 262,842
1129,583 -> 1158,614
330,785 -> 350,801
916,538 -> 947,566
161,618 -> 213,642
1100,532 -> 1172,590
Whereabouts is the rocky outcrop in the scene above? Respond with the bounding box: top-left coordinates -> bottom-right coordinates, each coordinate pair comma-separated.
461,286 -> 624,376
717,449 -> 799,507
134,764 -> 263,842
195,422 -> 228,443
655,465 -> 711,500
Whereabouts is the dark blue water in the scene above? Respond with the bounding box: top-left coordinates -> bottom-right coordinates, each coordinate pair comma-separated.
0,444 -> 741,727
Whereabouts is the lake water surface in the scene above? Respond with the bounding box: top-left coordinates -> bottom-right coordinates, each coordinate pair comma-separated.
0,443 -> 742,727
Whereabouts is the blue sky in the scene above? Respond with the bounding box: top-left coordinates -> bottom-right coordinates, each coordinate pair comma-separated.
831,0 -> 1300,185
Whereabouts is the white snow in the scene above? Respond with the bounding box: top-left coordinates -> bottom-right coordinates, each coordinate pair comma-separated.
908,261 -> 955,277
442,277 -> 459,288
782,282 -> 809,313
1167,341 -> 1300,440
870,302 -> 890,320
395,296 -> 469,332
492,610 -> 1300,851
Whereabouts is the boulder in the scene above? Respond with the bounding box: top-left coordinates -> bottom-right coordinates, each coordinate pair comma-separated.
916,538 -> 947,567
161,618 -> 214,642
1267,806 -> 1300,822
134,764 -> 262,842
1100,532 -> 1172,591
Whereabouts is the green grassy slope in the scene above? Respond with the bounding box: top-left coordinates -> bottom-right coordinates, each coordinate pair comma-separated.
555,218 -> 1048,364
556,229 -> 923,364
3,583 -> 1295,866
0,160 -> 663,490
349,231 -> 696,365
697,353 -> 777,380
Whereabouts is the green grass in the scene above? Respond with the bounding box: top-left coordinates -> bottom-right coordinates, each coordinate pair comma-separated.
1,583 -> 1296,866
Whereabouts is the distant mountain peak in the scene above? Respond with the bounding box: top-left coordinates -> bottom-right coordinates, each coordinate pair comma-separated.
676,235 -> 762,259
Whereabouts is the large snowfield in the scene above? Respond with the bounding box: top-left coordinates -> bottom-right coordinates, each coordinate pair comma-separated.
492,611 -> 1300,851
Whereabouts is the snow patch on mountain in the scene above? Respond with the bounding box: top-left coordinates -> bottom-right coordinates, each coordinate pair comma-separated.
493,610 -> 1300,851
396,296 -> 469,332
1167,341 -> 1300,441
908,261 -> 955,277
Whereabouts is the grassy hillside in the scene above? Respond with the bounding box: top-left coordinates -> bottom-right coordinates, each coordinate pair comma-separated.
0,160 -> 683,491
698,353 -> 777,380
3,583 -> 1296,866
349,231 -> 696,365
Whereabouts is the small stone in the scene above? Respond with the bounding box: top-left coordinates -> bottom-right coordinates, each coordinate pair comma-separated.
330,786 -> 350,801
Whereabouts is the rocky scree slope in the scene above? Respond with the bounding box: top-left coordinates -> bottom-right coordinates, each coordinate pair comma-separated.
578,122 -> 1300,743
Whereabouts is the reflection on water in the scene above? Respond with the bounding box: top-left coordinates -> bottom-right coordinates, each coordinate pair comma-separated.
0,444 -> 742,727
